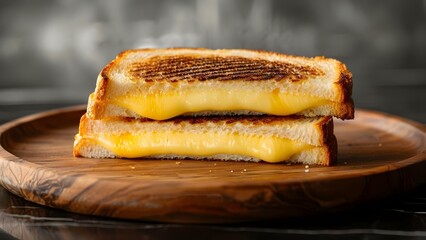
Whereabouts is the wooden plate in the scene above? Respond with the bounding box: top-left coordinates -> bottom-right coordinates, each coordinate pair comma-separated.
0,106 -> 425,223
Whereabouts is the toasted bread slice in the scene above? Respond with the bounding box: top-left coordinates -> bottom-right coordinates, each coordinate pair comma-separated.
87,48 -> 354,120
74,114 -> 337,165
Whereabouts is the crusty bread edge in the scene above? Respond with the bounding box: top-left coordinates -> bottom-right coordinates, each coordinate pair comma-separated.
334,61 -> 354,119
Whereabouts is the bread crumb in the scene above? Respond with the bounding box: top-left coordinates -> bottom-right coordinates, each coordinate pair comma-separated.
243,169 -> 247,172
130,166 -> 135,169
175,161 -> 181,165
209,170 -> 212,173
305,165 -> 309,169
230,170 -> 234,173
213,163 -> 217,166
378,143 -> 382,147
304,169 -> 310,173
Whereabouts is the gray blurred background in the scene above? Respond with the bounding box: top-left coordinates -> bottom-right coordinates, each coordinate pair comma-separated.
1,0 -> 425,123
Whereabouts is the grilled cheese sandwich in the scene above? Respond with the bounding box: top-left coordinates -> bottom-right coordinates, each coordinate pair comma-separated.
74,48 -> 353,165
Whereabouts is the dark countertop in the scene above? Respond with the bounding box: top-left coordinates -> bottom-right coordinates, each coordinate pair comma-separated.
0,102 -> 425,240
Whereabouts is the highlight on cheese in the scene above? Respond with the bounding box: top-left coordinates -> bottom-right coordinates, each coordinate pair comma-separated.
88,132 -> 313,163
109,90 -> 329,121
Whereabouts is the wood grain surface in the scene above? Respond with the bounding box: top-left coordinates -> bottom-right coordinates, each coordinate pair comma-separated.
0,105 -> 425,223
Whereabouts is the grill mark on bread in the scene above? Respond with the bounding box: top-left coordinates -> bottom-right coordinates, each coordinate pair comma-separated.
127,55 -> 324,82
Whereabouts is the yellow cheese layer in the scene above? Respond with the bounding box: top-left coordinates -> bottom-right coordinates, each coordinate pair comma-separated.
92,132 -> 313,163
111,89 -> 329,120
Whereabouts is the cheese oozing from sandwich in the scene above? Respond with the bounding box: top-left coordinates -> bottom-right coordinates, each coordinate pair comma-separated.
110,89 -> 329,120
89,131 -> 314,163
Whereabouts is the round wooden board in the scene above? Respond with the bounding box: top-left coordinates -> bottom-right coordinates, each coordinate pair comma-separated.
0,106 -> 425,223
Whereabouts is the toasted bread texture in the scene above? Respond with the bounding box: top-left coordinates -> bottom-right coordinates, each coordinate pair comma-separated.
87,48 -> 354,120
73,114 -> 337,165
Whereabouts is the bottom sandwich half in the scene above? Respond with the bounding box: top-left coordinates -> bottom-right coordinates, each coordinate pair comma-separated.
73,114 -> 337,165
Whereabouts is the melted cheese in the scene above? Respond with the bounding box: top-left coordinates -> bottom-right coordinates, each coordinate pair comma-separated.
111,89 -> 328,120
92,132 -> 313,163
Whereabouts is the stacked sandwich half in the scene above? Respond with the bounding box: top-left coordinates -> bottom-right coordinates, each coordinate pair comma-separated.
74,48 -> 353,165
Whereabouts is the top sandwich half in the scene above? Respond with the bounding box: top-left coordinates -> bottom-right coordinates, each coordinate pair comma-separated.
87,48 -> 354,120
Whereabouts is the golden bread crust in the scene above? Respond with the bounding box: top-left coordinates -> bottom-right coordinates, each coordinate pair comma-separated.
316,116 -> 337,165
325,135 -> 337,166
335,62 -> 354,118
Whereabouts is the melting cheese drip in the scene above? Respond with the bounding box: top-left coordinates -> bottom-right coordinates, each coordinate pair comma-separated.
93,132 -> 313,163
111,89 -> 329,120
